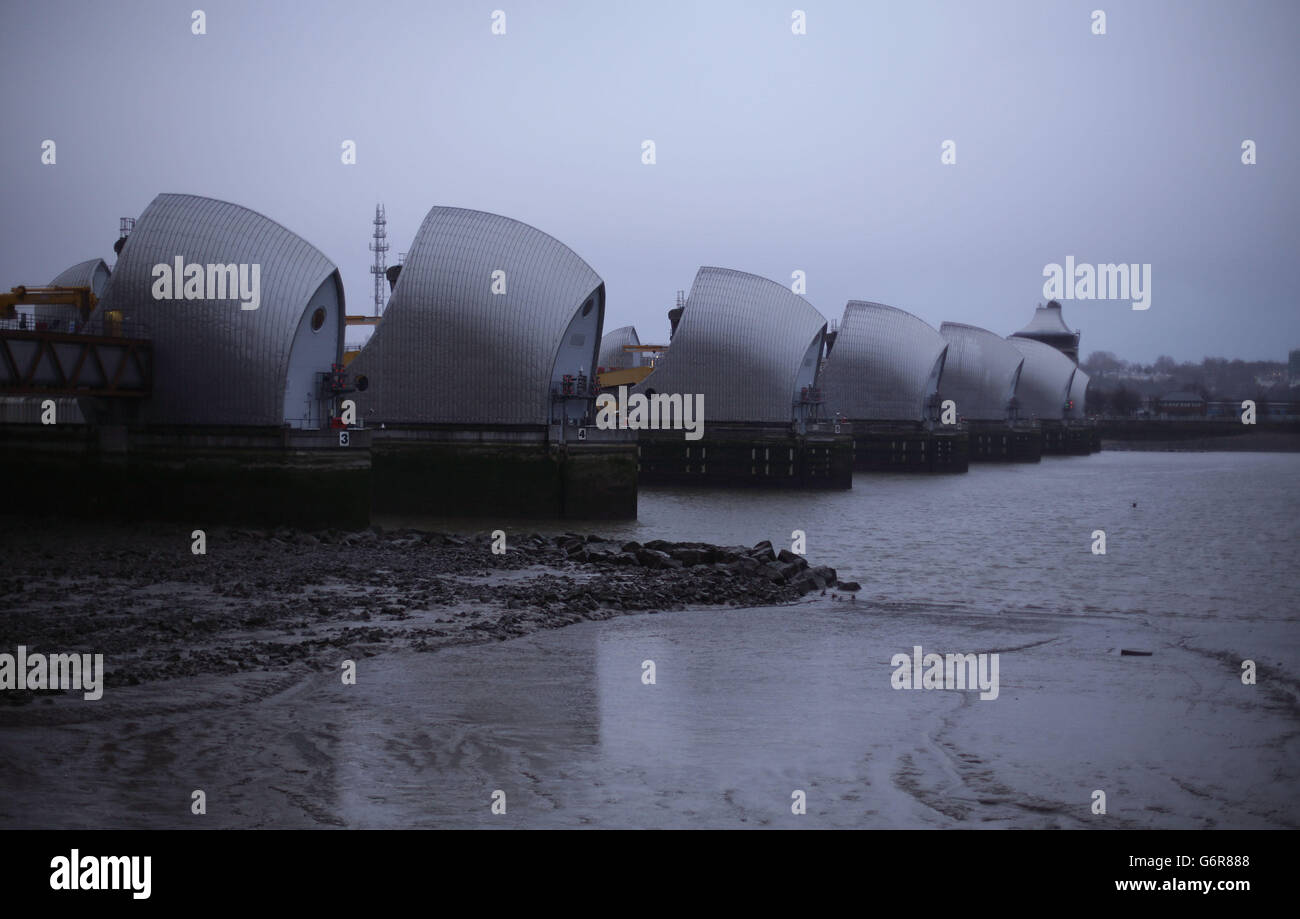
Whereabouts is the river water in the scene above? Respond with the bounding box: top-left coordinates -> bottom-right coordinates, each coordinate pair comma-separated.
325,453 -> 1300,827
403,451 -> 1300,623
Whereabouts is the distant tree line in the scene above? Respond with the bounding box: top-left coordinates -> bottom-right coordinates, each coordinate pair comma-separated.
1080,352 -> 1294,417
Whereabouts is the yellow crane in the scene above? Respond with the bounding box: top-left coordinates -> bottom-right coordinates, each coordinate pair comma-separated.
0,285 -> 98,323
341,314 -> 381,366
597,343 -> 667,387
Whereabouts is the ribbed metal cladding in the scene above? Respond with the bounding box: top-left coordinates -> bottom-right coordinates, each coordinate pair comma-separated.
821,301 -> 947,421
50,258 -> 111,295
348,207 -> 604,426
98,193 -> 343,426
598,325 -> 641,370
1069,367 -> 1090,417
632,267 -> 826,424
939,322 -> 1025,422
37,258 -> 111,326
1008,336 -> 1077,421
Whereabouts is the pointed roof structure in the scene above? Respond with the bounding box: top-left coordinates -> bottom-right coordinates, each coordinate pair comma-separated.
1010,300 -> 1080,362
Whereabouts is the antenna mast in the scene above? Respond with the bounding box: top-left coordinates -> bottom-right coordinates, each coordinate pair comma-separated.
369,203 -> 389,318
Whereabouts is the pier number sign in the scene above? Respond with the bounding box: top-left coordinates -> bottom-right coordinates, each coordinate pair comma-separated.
338,431 -> 350,447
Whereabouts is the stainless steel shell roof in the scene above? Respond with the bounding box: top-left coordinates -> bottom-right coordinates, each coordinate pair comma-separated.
1068,367 -> 1089,417
599,325 -> 641,370
50,258 -> 111,296
37,258 -> 111,326
99,193 -> 343,426
347,207 -> 604,426
938,322 -> 1025,422
821,301 -> 947,421
632,267 -> 827,424
1008,336 -> 1077,421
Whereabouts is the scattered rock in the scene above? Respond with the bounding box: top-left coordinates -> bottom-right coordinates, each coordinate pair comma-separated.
1,519 -> 842,690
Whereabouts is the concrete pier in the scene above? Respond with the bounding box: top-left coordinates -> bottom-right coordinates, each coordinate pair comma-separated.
851,425 -> 969,473
370,426 -> 637,520
1096,418 -> 1300,446
0,423 -> 372,529
967,422 -> 1044,463
1040,421 -> 1070,455
637,423 -> 853,489
1063,421 -> 1101,455
1,421 -> 640,526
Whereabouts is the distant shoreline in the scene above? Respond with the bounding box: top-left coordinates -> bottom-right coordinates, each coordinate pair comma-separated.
1094,418 -> 1300,453
1101,432 -> 1300,452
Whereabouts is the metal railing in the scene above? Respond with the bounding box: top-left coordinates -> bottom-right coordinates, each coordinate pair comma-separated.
0,316 -> 152,340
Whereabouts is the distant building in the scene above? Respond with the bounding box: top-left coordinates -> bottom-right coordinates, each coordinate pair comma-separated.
1289,349 -> 1300,385
1157,391 -> 1206,417
1010,300 -> 1081,363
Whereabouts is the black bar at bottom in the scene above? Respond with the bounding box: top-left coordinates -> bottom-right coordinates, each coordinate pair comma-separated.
0,829 -> 1275,906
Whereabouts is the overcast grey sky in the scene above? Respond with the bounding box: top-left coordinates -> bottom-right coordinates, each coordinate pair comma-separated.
2,0 -> 1297,362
